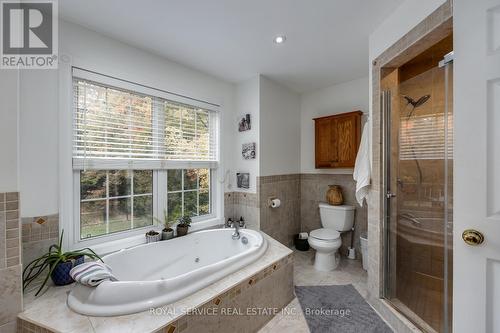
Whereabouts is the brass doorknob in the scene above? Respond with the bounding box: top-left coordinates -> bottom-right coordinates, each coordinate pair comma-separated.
462,229 -> 484,246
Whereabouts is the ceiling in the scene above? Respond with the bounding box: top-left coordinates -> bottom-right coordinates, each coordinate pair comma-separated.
59,0 -> 403,93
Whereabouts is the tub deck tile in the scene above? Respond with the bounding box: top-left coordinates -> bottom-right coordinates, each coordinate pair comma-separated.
18,234 -> 292,333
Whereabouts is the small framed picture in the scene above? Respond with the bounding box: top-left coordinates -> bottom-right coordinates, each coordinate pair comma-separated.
242,142 -> 256,160
238,114 -> 251,132
236,173 -> 250,189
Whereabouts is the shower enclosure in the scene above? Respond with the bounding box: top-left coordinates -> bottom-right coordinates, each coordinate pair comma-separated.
382,35 -> 453,333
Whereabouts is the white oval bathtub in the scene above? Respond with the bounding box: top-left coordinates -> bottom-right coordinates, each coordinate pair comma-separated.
67,228 -> 267,316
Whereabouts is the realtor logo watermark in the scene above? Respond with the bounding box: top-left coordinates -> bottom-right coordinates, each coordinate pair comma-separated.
1,0 -> 58,68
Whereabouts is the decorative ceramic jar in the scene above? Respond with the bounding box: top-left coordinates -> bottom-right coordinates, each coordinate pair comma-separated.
326,185 -> 343,205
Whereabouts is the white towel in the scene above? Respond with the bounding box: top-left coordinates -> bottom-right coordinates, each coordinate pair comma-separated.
353,122 -> 371,206
69,262 -> 117,287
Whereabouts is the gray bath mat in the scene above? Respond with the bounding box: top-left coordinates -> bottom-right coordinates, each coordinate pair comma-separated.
295,285 -> 392,333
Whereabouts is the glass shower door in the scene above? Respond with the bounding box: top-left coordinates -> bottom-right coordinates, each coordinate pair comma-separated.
383,52 -> 453,333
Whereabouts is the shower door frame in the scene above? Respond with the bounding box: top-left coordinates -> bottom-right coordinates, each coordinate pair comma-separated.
380,39 -> 454,333
366,2 -> 453,331
382,89 -> 392,300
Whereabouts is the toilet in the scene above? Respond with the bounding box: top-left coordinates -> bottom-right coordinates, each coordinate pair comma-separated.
308,203 -> 355,271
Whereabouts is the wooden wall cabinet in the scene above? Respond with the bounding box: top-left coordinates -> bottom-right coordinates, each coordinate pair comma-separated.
314,111 -> 363,168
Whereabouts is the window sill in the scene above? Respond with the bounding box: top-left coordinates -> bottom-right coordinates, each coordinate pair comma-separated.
89,217 -> 224,256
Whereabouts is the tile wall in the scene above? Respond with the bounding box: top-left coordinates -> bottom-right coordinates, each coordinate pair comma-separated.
224,192 -> 260,230
300,174 -> 367,257
225,173 -> 368,257
157,254 -> 294,333
258,175 -> 301,247
0,192 -> 22,333
21,215 -> 59,269
369,1 -> 453,332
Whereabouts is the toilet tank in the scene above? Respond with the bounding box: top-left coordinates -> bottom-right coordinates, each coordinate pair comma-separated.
319,203 -> 355,231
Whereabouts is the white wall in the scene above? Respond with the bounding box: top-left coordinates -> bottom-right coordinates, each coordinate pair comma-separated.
233,76 -> 260,193
300,77 -> 369,174
368,0 -> 447,128
18,20 -> 236,217
369,0 -> 447,60
19,70 -> 59,216
367,0 -> 446,165
260,76 -> 300,176
232,75 -> 300,189
0,70 -> 19,193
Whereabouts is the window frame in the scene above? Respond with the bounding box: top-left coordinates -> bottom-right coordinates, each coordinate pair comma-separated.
76,169 -> 157,241
73,168 -> 216,248
60,63 -> 223,253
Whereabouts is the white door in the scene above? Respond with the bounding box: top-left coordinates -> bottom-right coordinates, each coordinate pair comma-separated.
454,0 -> 500,332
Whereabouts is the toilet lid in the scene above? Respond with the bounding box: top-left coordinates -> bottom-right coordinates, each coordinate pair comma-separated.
310,228 -> 340,241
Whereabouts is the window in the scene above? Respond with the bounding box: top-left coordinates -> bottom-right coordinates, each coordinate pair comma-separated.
80,170 -> 153,239
72,68 -> 218,241
166,169 -> 210,222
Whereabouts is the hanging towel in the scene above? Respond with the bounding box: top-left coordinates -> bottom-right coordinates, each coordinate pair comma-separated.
353,122 -> 371,206
69,261 -> 117,287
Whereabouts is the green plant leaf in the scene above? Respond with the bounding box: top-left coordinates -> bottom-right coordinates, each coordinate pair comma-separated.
23,261 -> 50,291
58,230 -> 64,253
35,257 -> 63,296
23,228 -> 102,295
23,253 -> 50,277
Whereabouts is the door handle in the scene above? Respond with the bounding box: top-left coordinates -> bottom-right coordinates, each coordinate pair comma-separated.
462,229 -> 484,246
386,192 -> 396,199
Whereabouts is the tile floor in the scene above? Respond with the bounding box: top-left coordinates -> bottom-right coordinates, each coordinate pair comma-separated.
258,248 -> 370,333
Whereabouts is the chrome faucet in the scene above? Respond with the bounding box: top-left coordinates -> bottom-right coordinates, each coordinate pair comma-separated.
231,221 -> 240,240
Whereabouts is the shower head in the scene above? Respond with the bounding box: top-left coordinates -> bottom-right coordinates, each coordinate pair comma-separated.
403,95 -> 431,108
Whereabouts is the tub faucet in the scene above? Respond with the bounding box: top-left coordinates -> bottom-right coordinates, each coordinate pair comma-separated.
231,221 -> 240,240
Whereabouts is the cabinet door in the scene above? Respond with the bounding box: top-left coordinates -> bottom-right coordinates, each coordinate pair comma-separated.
315,117 -> 337,168
333,114 -> 360,167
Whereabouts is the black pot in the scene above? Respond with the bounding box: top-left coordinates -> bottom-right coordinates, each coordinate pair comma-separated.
177,225 -> 189,236
294,235 -> 310,251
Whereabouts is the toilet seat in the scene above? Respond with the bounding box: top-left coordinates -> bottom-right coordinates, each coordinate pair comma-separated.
309,228 -> 340,241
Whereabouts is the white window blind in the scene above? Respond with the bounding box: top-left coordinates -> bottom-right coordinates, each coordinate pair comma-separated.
399,113 -> 453,160
72,75 -> 218,170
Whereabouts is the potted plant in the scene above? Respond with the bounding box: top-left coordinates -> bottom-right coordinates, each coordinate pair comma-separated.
22,230 -> 101,296
154,209 -> 175,240
176,216 -> 191,236
145,230 -> 161,243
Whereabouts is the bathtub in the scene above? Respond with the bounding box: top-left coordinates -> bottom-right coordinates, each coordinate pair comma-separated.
67,228 -> 267,316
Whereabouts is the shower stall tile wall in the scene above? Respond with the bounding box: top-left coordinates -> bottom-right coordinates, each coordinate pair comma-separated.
369,1 -> 453,332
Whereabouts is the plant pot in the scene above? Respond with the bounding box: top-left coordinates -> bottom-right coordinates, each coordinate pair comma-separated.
50,256 -> 84,286
326,185 -> 344,205
162,229 -> 174,240
145,232 -> 161,243
176,225 -> 189,237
